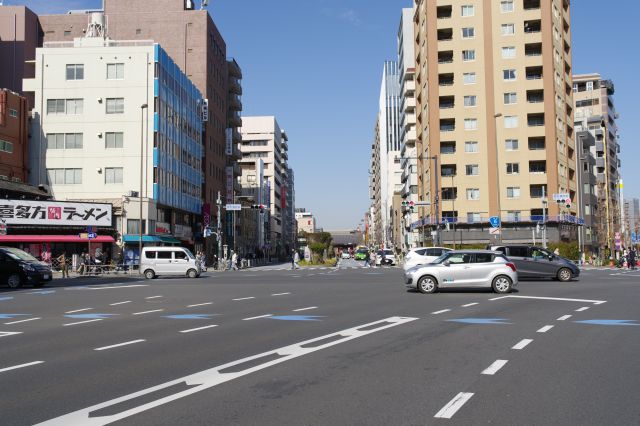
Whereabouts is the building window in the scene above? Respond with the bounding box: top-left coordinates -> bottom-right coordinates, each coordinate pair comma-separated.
105,132 -> 124,148
504,116 -> 518,128
505,139 -> 519,151
462,50 -> 476,61
507,187 -> 520,198
506,163 -> 520,174
105,167 -> 124,184
467,188 -> 480,200
501,24 -> 515,35
502,46 -> 516,59
465,141 -> 478,153
66,64 -> 84,80
47,168 -> 82,185
63,30 -> 71,37
46,133 -> 83,149
464,119 -> 478,130
501,0 -> 514,12
66,99 -> 83,114
106,98 -> 125,114
504,92 -> 517,104
503,69 -> 517,81
586,81 -> 594,91
463,72 -> 476,84
463,95 -> 477,107
0,139 -> 14,154
465,164 -> 479,176
107,63 -> 125,80
46,98 -> 83,115
573,83 -> 578,93
461,5 -> 475,17
461,27 -> 475,38
467,212 -> 481,223
9,109 -> 18,118
507,211 -> 521,221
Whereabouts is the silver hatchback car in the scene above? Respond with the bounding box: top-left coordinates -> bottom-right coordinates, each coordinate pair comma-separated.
404,250 -> 518,294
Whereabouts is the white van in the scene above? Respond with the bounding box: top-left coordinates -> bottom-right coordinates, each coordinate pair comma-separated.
140,247 -> 201,279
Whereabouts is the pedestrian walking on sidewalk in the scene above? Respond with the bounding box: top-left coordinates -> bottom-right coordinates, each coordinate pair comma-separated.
57,252 -> 69,278
292,250 -> 300,270
231,251 -> 239,271
628,247 -> 636,270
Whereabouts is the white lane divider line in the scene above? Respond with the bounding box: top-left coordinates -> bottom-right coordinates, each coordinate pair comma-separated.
461,303 -> 478,307
293,306 -> 317,312
39,316 -> 418,426
557,315 -> 572,321
481,360 -> 508,375
434,392 -> 475,419
145,296 -> 163,300
0,361 -> 44,374
233,297 -> 255,301
94,339 -> 146,352
179,325 -> 218,334
431,309 -> 451,315
65,308 -> 93,314
271,292 -> 291,296
512,339 -> 533,350
87,285 -> 149,290
537,325 -> 554,333
187,302 -> 213,308
110,301 -> 131,306
489,295 -> 606,304
132,309 -> 164,315
0,331 -> 23,338
242,314 -> 272,321
63,319 -> 103,327
575,307 -> 590,312
4,317 -> 41,325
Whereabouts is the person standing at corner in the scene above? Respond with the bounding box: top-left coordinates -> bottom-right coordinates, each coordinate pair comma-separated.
627,247 -> 636,270
57,252 -> 69,278
231,251 -> 238,271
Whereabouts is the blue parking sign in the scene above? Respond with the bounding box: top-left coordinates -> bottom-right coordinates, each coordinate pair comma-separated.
489,216 -> 501,228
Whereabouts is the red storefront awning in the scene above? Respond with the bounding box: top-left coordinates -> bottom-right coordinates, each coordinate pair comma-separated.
0,235 -> 116,243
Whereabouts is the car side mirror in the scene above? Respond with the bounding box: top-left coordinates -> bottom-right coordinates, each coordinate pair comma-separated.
443,260 -> 450,267
548,255 -> 554,261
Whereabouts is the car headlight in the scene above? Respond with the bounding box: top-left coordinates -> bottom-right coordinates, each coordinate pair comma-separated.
21,264 -> 36,272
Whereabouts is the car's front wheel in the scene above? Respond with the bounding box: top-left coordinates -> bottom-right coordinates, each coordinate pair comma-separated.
187,269 -> 198,279
492,275 -> 512,294
7,274 -> 22,289
557,267 -> 572,282
144,269 -> 155,280
417,276 -> 437,294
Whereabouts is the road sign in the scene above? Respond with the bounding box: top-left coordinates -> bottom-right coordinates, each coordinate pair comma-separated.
489,227 -> 501,235
79,233 -> 88,239
225,204 -> 242,211
87,233 -> 97,239
552,193 -> 570,201
489,216 -> 501,228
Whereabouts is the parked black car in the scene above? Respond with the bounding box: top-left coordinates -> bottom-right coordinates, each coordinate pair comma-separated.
487,245 -> 579,282
0,247 -> 53,289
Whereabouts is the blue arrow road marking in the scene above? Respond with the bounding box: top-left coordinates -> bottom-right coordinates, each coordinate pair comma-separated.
30,290 -> 56,295
0,297 -> 14,301
0,314 -> 30,319
269,315 -> 324,321
447,318 -> 512,325
574,320 -> 640,326
64,313 -> 118,319
164,314 -> 217,320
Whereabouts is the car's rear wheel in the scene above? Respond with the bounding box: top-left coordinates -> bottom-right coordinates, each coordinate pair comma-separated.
557,267 -> 572,282
7,274 -> 22,289
144,269 -> 155,280
492,275 -> 512,294
417,276 -> 437,294
187,269 -> 198,279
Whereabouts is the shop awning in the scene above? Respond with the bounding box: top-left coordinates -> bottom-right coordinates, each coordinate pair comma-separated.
122,235 -> 180,244
0,235 -> 116,243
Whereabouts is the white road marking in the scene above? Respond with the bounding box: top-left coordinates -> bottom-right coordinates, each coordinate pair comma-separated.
87,285 -> 148,290
233,297 -> 255,301
187,302 -> 213,308
110,301 -> 132,306
490,295 -> 606,304
242,314 -> 272,321
38,316 -> 418,426
65,308 -> 93,314
132,309 -> 164,315
512,339 -> 533,350
461,303 -> 478,307
481,360 -> 508,375
63,319 -> 103,327
434,392 -> 475,419
179,325 -> 219,333
0,361 -> 44,374
431,309 -> 451,315
293,306 -> 317,312
4,317 -> 41,325
557,315 -> 572,321
575,307 -> 590,312
94,339 -> 146,351
0,331 -> 23,338
537,325 -> 554,333
271,292 -> 290,296
145,296 -> 163,300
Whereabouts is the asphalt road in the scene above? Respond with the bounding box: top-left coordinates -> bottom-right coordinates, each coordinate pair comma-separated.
1,263 -> 639,425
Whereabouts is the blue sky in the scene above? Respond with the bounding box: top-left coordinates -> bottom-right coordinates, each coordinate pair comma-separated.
8,0 -> 640,229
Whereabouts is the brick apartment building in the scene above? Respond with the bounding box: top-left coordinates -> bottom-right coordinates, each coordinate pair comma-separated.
0,88 -> 28,184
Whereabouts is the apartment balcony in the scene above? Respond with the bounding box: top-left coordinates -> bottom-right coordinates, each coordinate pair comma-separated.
525,66 -> 543,81
436,5 -> 452,19
437,28 -> 453,42
228,94 -> 242,112
401,96 -> 416,111
402,113 -> 416,130
232,128 -> 241,143
227,58 -> 242,79
440,119 -> 455,133
523,0 -> 541,11
524,19 -> 541,34
525,42 -> 542,57
402,79 -> 415,97
439,95 -> 455,110
404,128 -> 417,143
595,157 -> 605,168
438,50 -> 454,65
227,110 -> 242,127
527,113 -> 545,127
228,78 -> 242,95
526,89 -> 544,104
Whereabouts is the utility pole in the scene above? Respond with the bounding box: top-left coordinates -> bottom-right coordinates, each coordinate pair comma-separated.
542,186 -> 548,249
216,191 -> 222,269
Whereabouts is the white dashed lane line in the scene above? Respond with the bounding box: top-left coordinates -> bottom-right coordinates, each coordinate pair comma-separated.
233,297 -> 255,301
575,307 -> 590,312
110,301 -> 132,306
431,309 -> 451,315
132,309 -> 164,315
461,303 -> 478,307
271,293 -> 290,296
187,302 -> 213,308
293,306 -> 317,312
63,319 -> 103,327
179,325 -> 219,334
537,325 -> 554,333
0,361 -> 44,374
434,392 -> 475,419
242,314 -> 272,321
557,315 -> 572,321
4,317 -> 41,325
65,308 -> 93,314
481,360 -> 508,375
94,339 -> 146,351
145,296 -> 163,300
512,339 -> 533,350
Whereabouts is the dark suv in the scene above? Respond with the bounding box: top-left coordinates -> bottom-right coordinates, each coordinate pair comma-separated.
0,247 -> 53,289
487,245 -> 579,282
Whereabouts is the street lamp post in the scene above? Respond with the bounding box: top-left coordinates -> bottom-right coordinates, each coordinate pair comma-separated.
138,103 -> 148,274
494,113 -> 503,243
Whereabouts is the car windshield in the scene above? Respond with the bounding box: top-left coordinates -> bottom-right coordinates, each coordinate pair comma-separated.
183,248 -> 196,260
4,248 -> 39,261
356,250 -> 367,254
384,250 -> 393,255
430,253 -> 451,264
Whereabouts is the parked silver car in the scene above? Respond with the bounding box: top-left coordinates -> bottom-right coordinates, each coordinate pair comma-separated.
404,250 -> 518,294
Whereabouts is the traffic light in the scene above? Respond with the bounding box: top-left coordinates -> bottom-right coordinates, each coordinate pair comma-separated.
556,198 -> 571,209
401,201 -> 416,213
